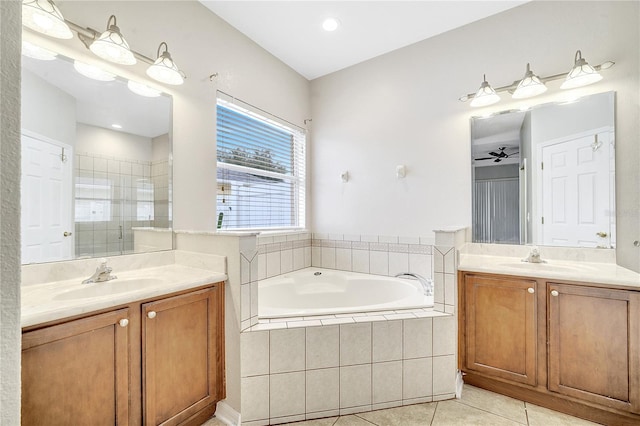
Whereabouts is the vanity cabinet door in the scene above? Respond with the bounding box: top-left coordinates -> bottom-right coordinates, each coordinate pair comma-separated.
462,274 -> 538,386
22,308 -> 130,426
142,285 -> 224,426
548,283 -> 640,413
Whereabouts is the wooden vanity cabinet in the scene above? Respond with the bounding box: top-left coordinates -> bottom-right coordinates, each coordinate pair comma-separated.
142,286 -> 225,426
21,283 -> 225,426
22,309 -> 131,426
459,271 -> 640,425
547,283 -> 640,414
462,274 -> 538,386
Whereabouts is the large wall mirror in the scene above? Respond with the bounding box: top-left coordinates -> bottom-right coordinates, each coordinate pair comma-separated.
471,91 -> 615,248
21,45 -> 173,264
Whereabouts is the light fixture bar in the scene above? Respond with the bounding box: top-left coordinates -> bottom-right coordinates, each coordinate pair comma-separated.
65,20 -> 155,65
459,60 -> 614,102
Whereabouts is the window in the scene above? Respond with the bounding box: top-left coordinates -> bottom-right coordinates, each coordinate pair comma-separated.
216,97 -> 306,230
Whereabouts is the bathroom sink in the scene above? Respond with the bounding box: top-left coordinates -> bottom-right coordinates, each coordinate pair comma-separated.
53,278 -> 162,300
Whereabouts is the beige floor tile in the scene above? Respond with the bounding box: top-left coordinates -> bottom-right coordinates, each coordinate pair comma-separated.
432,400 -> 523,426
356,403 -> 436,425
526,403 -> 603,426
281,417 -> 339,426
333,414 -> 375,425
458,385 -> 527,424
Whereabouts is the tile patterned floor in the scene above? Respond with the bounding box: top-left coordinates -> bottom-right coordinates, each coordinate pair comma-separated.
203,384 -> 601,426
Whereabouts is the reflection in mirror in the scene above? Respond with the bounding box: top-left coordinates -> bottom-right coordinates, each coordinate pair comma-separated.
21,47 -> 173,264
471,91 -> 615,248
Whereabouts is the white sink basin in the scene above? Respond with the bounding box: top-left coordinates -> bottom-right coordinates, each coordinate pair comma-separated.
53,278 -> 162,300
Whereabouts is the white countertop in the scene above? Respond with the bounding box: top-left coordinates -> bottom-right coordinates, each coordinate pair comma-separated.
22,264 -> 227,328
458,254 -> 640,289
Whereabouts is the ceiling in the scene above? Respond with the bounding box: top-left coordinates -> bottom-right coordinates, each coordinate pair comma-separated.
471,111 -> 524,166
200,1 -> 529,80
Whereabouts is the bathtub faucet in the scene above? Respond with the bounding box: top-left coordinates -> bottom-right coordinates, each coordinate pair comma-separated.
395,273 -> 433,296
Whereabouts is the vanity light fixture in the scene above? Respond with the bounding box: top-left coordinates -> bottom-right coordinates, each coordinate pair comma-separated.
469,75 -> 500,107
146,42 -> 184,86
73,60 -> 116,81
89,15 -> 137,65
460,50 -> 614,107
22,40 -> 57,61
560,50 -> 602,90
512,63 -> 547,99
127,80 -> 162,98
22,0 -> 73,39
21,5 -> 189,86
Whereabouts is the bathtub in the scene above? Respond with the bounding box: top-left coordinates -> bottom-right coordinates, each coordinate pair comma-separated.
259,268 -> 434,318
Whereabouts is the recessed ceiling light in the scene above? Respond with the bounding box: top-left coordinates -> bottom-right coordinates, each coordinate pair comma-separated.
322,18 -> 340,32
111,124 -> 122,129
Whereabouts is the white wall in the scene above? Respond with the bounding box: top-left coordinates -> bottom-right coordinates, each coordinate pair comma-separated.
152,133 -> 171,162
310,1 -> 639,271
21,69 -> 76,145
76,123 -> 153,161
0,1 -> 22,424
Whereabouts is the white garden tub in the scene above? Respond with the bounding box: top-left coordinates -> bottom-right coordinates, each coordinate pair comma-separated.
259,268 -> 434,318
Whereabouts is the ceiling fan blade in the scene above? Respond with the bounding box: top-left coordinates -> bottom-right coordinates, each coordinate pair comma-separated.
494,158 -> 502,162
475,157 -> 494,160
488,152 -> 500,157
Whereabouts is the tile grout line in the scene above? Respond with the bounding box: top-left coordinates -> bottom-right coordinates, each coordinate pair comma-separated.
450,398 -> 528,425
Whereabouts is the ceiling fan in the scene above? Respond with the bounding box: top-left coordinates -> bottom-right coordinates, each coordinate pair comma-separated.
475,147 -> 519,163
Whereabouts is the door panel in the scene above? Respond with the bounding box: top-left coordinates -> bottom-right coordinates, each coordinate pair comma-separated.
142,286 -> 221,426
541,132 -> 612,247
548,284 -> 639,412
21,132 -> 73,263
464,274 -> 537,385
22,309 -> 130,426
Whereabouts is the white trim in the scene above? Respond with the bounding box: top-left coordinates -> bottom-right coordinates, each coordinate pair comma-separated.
214,400 -> 241,426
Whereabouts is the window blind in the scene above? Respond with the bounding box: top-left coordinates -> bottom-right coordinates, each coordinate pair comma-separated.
216,97 -> 306,230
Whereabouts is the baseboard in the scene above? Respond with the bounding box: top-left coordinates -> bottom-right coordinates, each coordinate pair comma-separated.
455,370 -> 464,399
214,400 -> 241,426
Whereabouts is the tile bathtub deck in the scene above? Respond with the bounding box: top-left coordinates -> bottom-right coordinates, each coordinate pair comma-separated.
250,307 -> 450,331
203,384 -> 601,426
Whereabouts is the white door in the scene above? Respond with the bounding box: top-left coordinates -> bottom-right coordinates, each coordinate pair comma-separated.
21,132 -> 74,263
540,132 -> 612,247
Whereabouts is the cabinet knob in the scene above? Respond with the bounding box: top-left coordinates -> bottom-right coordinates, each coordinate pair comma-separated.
551,290 -> 559,297
147,311 -> 157,319
527,287 -> 535,294
118,319 -> 129,327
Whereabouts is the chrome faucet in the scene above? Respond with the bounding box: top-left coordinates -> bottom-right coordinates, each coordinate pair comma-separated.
395,272 -> 434,296
82,259 -> 117,284
522,246 -> 546,264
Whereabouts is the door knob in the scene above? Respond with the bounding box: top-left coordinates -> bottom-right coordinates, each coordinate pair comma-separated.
596,232 -> 608,238
527,287 -> 535,294
147,311 -> 157,319
63,231 -> 73,237
119,319 -> 129,327
551,290 -> 559,297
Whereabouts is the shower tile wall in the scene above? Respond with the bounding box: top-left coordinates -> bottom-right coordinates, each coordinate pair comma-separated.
151,159 -> 171,228
74,152 -> 152,258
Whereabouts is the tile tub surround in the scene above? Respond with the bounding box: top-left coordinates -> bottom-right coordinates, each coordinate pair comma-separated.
240,314 -> 457,426
309,234 -> 434,280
